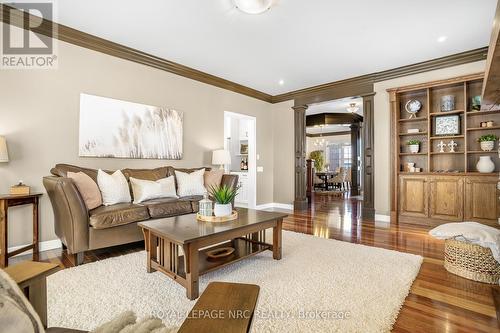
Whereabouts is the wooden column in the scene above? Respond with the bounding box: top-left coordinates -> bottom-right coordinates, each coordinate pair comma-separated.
362,94 -> 375,217
350,123 -> 361,196
389,90 -> 399,223
293,105 -> 308,210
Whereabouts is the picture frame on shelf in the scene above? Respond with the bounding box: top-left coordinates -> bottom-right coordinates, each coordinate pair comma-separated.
434,115 -> 460,136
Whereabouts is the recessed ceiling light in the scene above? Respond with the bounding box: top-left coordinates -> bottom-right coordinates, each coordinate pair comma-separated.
233,0 -> 273,15
278,79 -> 284,85
437,36 -> 447,43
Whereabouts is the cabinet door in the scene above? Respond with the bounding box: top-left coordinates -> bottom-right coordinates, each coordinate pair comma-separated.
429,177 -> 464,221
235,174 -> 248,203
465,177 -> 499,223
399,176 -> 428,218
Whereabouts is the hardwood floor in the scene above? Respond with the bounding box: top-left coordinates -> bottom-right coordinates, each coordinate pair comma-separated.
10,194 -> 500,332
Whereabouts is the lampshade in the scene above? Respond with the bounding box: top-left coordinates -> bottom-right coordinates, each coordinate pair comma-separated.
0,136 -> 9,162
212,149 -> 231,165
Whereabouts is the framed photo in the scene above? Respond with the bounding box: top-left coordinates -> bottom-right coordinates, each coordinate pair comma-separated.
240,143 -> 248,155
434,115 -> 460,136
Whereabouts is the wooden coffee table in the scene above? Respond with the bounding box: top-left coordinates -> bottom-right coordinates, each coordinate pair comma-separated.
138,208 -> 287,300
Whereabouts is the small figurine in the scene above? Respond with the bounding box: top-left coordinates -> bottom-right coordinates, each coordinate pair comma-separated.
437,140 -> 446,153
448,140 -> 457,153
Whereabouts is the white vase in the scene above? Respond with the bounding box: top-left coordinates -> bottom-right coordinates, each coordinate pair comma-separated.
409,144 -> 420,154
214,203 -> 232,217
476,156 -> 495,173
480,141 -> 495,151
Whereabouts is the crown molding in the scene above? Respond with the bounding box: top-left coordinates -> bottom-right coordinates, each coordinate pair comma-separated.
1,5 -> 488,105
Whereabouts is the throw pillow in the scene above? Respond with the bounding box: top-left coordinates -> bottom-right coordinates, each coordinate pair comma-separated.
97,169 -> 131,206
129,176 -> 178,204
68,171 -> 103,209
204,169 -> 224,191
175,168 -> 206,197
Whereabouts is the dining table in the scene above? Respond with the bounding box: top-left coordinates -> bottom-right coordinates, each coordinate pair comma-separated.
315,171 -> 339,190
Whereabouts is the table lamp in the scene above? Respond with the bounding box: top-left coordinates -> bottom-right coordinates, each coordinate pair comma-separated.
212,149 -> 231,170
0,136 -> 9,163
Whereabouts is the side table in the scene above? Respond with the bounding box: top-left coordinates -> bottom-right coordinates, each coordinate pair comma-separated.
0,193 -> 43,268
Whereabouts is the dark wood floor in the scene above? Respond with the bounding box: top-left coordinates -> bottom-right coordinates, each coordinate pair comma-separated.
10,194 -> 500,332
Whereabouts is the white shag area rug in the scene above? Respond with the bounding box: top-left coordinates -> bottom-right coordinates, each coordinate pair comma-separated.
47,231 -> 422,333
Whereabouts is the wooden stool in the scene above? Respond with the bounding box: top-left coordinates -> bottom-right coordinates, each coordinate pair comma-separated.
178,282 -> 260,333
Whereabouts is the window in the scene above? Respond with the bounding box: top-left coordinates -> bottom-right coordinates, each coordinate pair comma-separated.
327,143 -> 351,171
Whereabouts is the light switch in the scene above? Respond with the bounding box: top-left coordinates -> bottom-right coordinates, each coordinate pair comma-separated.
257,166 -> 264,172
257,154 -> 260,160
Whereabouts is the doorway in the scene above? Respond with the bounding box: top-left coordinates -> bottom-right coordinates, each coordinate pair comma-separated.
224,111 -> 257,209
306,97 -> 363,200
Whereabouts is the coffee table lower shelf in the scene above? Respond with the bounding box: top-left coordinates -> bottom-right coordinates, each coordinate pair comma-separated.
150,238 -> 271,279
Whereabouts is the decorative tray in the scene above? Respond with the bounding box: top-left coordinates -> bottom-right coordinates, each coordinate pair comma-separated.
196,210 -> 238,223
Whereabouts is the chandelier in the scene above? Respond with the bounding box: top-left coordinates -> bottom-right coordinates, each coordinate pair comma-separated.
313,125 -> 328,147
346,103 -> 359,113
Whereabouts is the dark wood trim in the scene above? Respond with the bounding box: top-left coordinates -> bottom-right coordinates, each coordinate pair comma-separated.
306,131 -> 351,138
350,123 -> 361,196
481,0 -> 500,111
293,105 -> 309,210
273,48 -> 488,103
306,112 -> 363,127
0,5 -> 273,103
1,5 -> 488,105
362,94 -> 375,212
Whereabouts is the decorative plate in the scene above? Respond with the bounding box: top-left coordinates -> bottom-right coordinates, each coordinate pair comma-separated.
405,100 -> 422,113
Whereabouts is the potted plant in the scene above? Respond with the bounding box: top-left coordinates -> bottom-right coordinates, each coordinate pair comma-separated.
407,139 -> 421,154
478,134 -> 498,151
208,184 -> 240,217
309,150 -> 324,172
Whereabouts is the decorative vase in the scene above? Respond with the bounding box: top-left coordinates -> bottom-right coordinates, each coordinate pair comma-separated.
476,156 -> 495,173
214,203 -> 232,217
441,95 -> 455,112
480,141 -> 495,151
409,144 -> 420,154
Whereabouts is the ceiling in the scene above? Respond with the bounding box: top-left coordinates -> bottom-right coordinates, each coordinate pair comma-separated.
45,0 -> 497,95
307,97 -> 364,116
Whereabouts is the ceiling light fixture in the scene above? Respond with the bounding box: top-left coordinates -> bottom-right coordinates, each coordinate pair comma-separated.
278,79 -> 284,85
346,103 -> 359,113
437,35 -> 447,42
233,0 -> 273,14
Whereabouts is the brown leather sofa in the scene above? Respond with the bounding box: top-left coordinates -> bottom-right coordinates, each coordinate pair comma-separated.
43,164 -> 238,265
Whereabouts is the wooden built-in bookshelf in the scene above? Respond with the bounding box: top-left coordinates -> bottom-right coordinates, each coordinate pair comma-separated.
388,73 -> 500,227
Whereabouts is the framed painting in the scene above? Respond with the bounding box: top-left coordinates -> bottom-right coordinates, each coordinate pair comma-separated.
434,115 -> 460,136
79,93 -> 183,159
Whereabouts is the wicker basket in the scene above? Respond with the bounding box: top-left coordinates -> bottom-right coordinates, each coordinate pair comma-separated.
444,239 -> 500,284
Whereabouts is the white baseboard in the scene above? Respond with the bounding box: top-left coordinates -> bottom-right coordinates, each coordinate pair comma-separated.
255,203 -> 293,211
8,239 -> 62,257
375,214 -> 391,222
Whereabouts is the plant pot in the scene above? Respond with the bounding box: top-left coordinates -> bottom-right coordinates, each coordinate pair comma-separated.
476,156 -> 495,173
480,141 -> 495,151
214,203 -> 232,217
409,144 -> 420,154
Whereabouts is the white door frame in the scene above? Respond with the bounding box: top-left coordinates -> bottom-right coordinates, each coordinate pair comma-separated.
224,111 -> 257,209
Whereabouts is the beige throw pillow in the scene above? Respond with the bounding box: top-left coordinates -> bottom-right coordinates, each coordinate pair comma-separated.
129,176 -> 178,204
204,169 -> 224,191
97,169 -> 131,206
68,171 -> 102,209
175,168 -> 206,197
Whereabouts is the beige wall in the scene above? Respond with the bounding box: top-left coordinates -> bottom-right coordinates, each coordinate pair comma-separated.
271,101 -> 295,205
373,60 -> 486,215
0,40 -> 275,247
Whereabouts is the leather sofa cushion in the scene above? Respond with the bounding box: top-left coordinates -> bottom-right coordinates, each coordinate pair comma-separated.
121,167 -> 169,181
143,198 -> 193,218
89,203 -> 150,229
179,195 -> 204,212
51,164 -> 104,182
